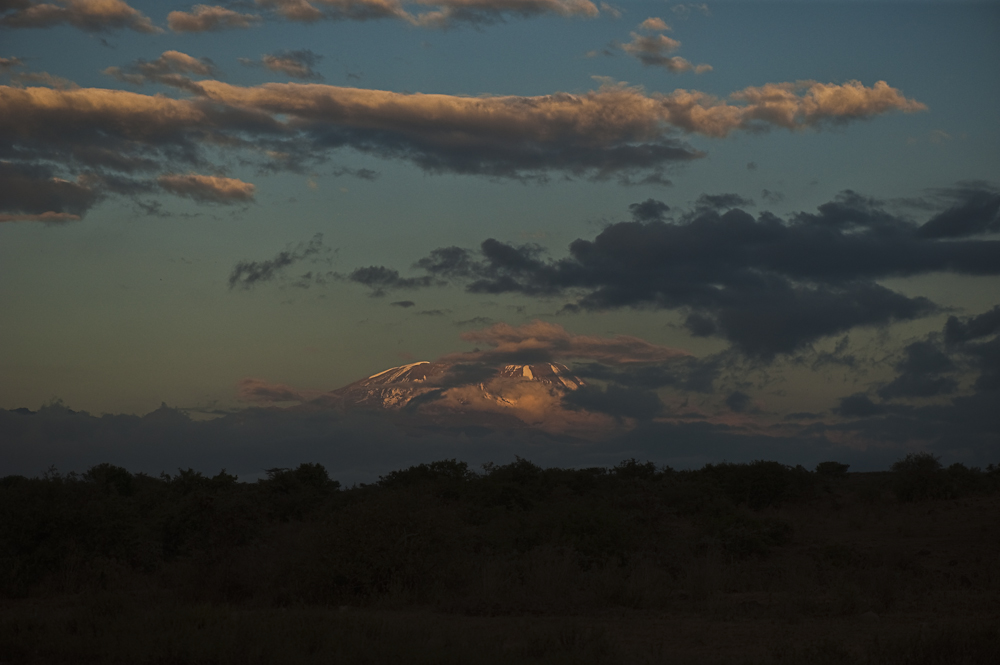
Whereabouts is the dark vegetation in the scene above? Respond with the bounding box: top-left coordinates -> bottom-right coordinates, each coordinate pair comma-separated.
1,454 -> 998,664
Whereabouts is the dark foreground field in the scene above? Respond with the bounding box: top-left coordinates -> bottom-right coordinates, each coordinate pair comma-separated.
2,456 -> 998,664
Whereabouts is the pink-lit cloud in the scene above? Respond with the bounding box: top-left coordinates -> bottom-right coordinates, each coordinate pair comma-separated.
158,174 -> 256,203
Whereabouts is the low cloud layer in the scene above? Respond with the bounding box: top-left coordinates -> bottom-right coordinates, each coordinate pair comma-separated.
0,0 -> 160,33
351,185 -> 1000,358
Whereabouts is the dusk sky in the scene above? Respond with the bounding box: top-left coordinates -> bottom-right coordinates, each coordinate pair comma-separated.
1,0 -> 998,481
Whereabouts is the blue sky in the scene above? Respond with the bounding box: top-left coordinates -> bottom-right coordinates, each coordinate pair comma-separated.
1,1 -> 998,479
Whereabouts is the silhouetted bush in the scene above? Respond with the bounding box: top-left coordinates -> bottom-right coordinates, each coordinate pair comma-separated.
891,452 -> 946,501
814,461 -> 850,477
697,461 -> 815,509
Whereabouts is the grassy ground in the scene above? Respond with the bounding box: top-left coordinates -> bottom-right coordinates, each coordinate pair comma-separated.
1,459 -> 998,663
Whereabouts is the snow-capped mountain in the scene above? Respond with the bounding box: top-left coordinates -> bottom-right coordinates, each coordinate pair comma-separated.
317,360 -> 585,413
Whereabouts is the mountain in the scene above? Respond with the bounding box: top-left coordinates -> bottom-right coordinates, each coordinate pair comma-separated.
304,360 -> 623,437
317,361 -> 585,413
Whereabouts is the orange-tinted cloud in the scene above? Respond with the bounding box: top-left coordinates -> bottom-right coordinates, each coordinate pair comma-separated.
0,211 -> 80,223
103,51 -> 217,92
442,320 -> 689,365
158,174 -> 256,203
0,0 -> 160,33
237,377 -> 315,403
0,78 -> 925,204
167,5 -> 261,32
619,32 -> 711,74
638,16 -> 669,31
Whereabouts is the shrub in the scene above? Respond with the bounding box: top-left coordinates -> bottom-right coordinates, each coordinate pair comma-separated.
815,461 -> 850,477
891,452 -> 946,501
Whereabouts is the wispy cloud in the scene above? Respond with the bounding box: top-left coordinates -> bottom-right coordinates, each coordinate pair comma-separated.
228,234 -> 326,289
240,50 -> 324,80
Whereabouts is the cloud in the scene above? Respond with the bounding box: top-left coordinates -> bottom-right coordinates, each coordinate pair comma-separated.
619,32 -> 711,74
694,192 -> 753,210
254,0 -> 599,27
362,186 -> 1000,358
877,340 -> 958,400
598,2 -> 620,19
0,0 -> 160,33
168,4 -> 261,32
671,3 -> 709,19
158,174 -> 255,204
0,211 -> 80,223
237,377 -> 314,403
440,320 -> 689,366
563,384 -> 663,421
628,198 -> 670,221
914,183 -> 1000,239
0,56 -> 24,70
761,189 -> 784,205
945,305 -> 1000,345
103,51 -> 218,92
637,17 -> 669,31
391,300 -> 416,308
0,77 -> 925,206
834,393 -> 886,418
725,390 -> 752,413
241,50 -> 324,81
0,160 -> 99,219
348,266 -> 436,296
229,234 -> 326,290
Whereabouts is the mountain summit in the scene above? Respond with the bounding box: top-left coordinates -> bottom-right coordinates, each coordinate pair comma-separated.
319,361 -> 585,413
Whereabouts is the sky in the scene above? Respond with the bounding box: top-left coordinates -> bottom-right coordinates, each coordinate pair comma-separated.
1,0 -> 998,481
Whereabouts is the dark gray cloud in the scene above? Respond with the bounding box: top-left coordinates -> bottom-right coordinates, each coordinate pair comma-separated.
391,300 -> 415,308
563,384 -> 663,421
357,187 -> 999,358
761,189 -> 784,205
878,340 -> 957,400
725,390 -> 752,413
348,266 -> 435,296
835,393 -> 887,418
694,193 -> 754,210
914,183 -> 1000,239
628,198 -> 670,222
571,355 -> 721,393
0,160 -> 100,220
945,305 -> 1000,345
229,233 -> 325,289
